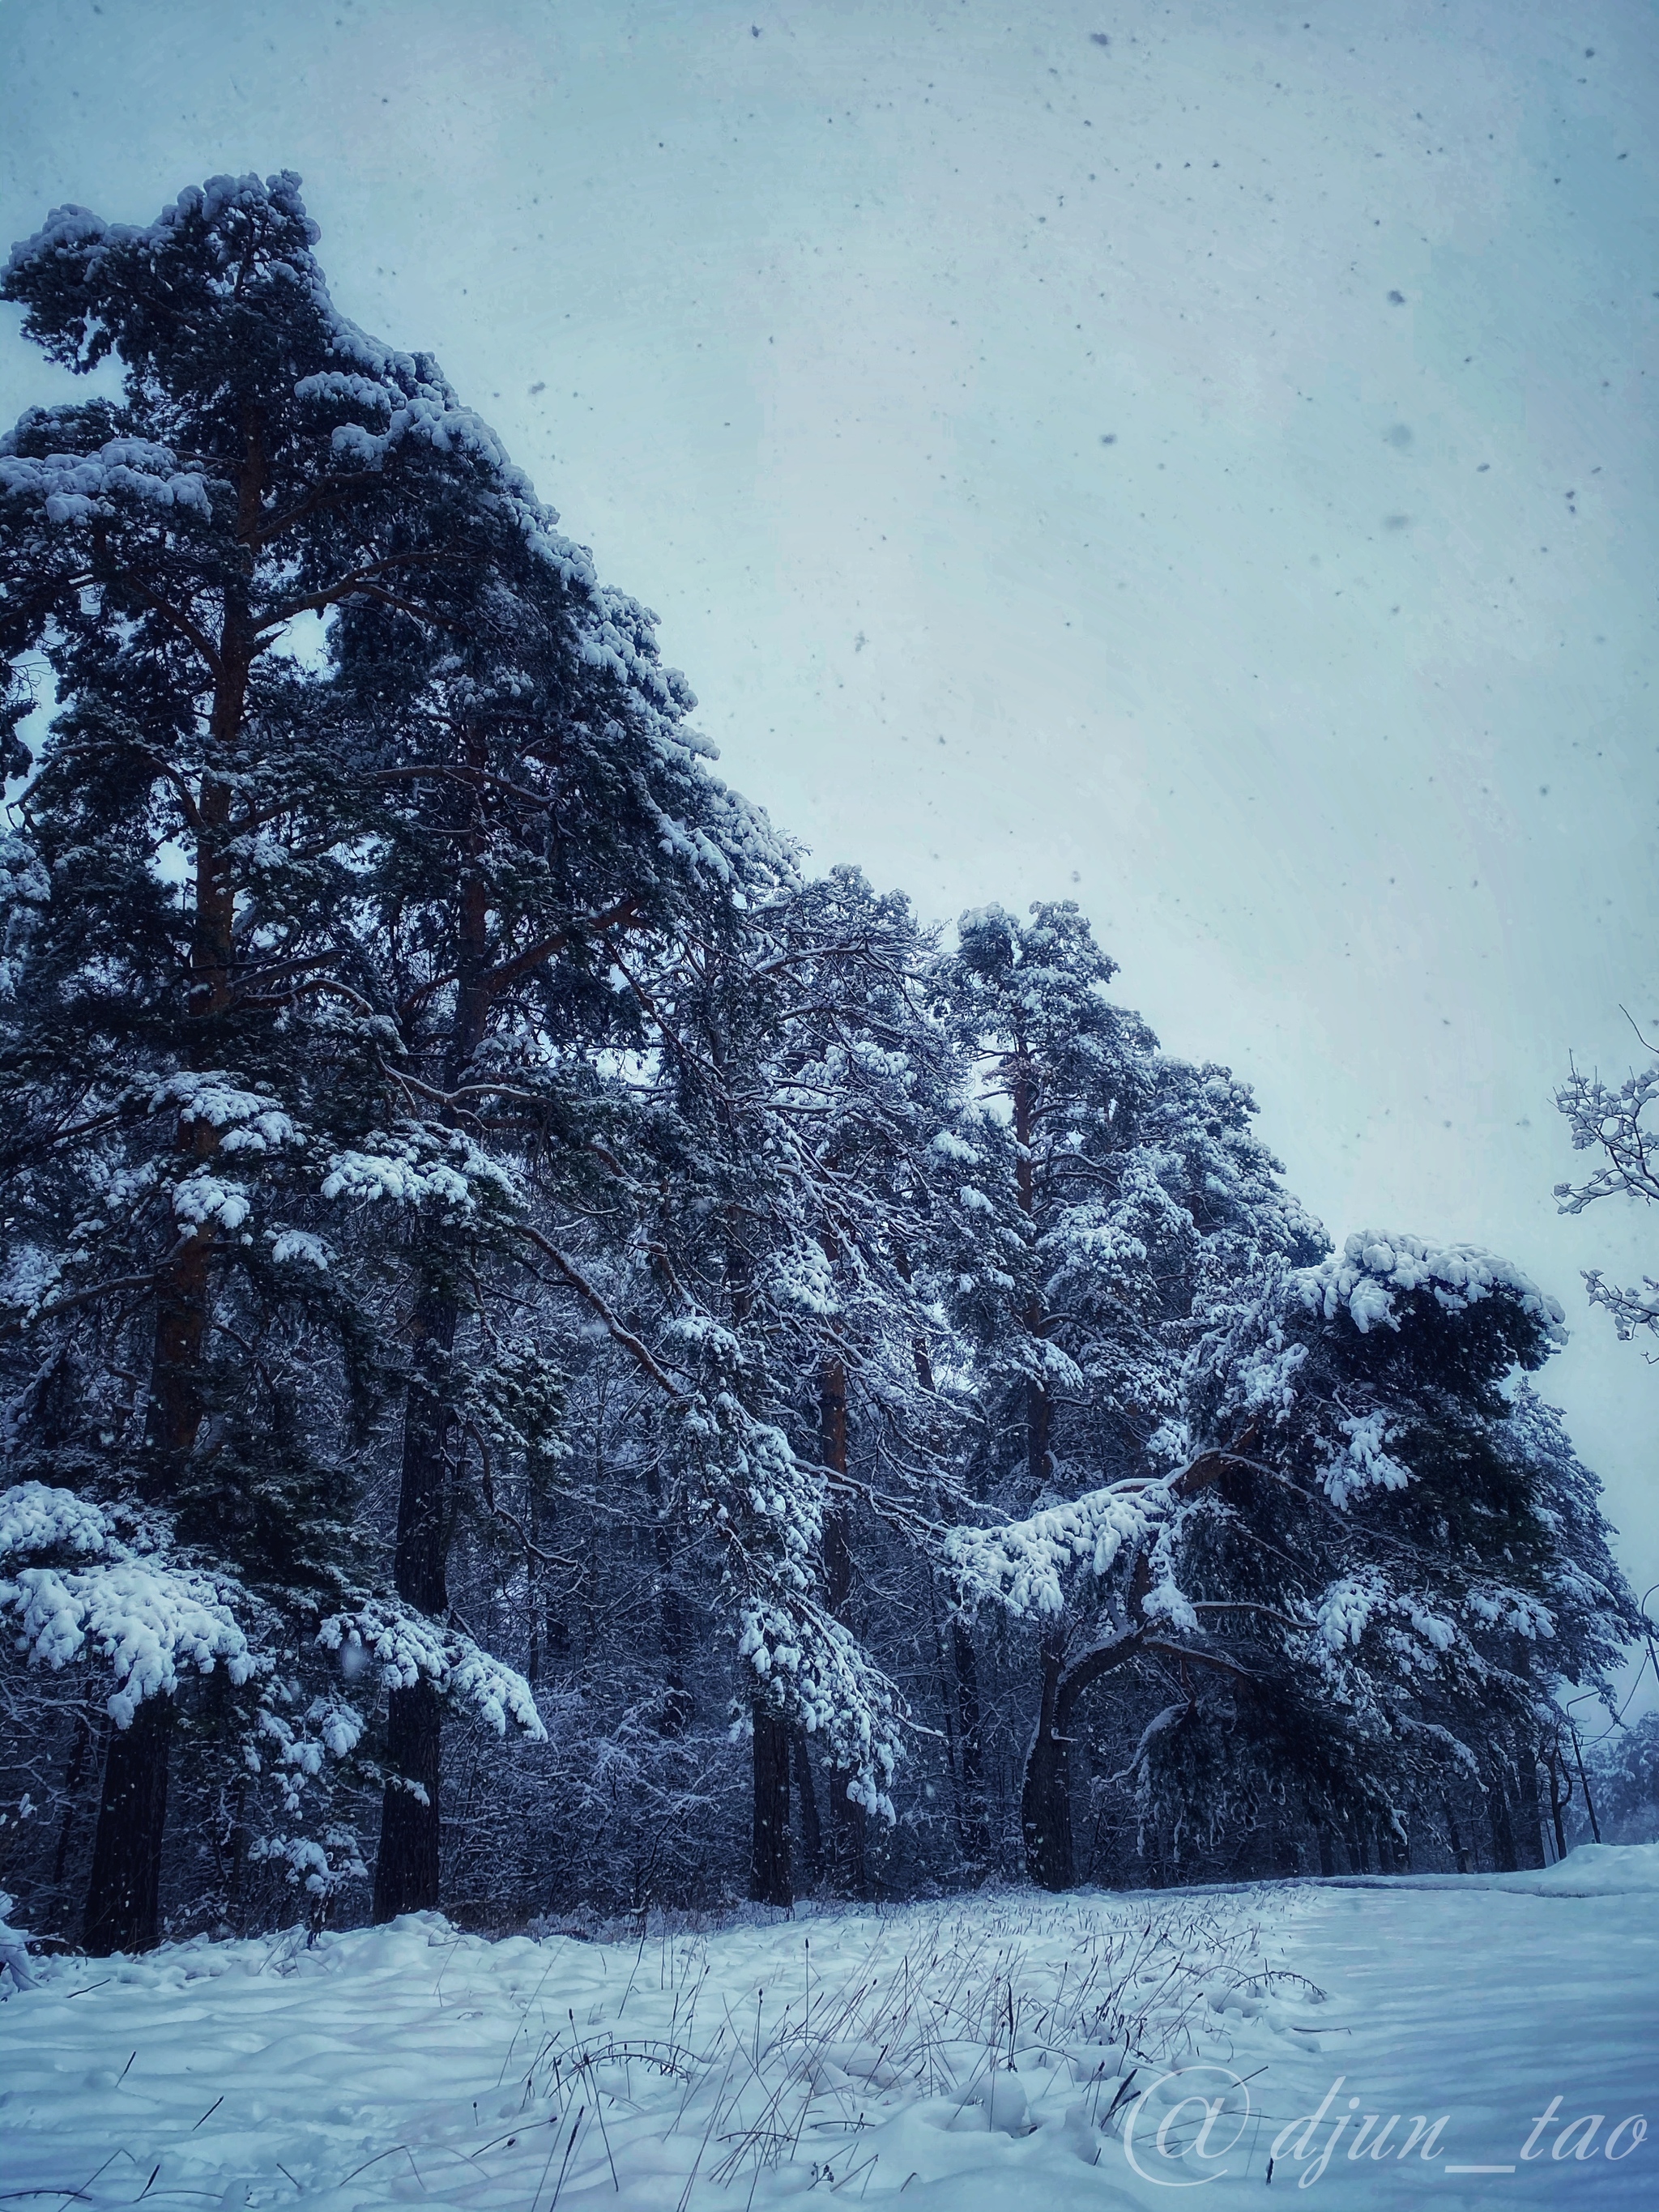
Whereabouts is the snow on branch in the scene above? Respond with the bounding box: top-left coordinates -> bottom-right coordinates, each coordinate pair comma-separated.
254,1698 -> 365,1779
1555,1059 -> 1659,1212
0,1481 -> 113,1562
318,1600 -> 545,1741
1296,1231 -> 1565,1339
151,1071 -> 302,1152
0,829 -> 49,1002
321,1122 -> 518,1219
1312,1565 -> 1550,1673
1464,1584 -> 1555,1640
739,1597 -> 902,1820
0,434 -> 213,526
657,1323 -> 906,1813
0,1482 -> 252,1725
1577,1272 -> 1659,1340
1550,1059 -> 1659,1338
249,1828 -> 366,1911
944,1483 -> 1164,1619
1321,1409 -> 1412,1508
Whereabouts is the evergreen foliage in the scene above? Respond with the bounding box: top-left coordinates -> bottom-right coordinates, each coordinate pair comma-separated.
0,173 -> 1644,1943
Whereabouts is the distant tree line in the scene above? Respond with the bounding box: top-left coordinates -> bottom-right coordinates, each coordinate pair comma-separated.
0,173 -> 1645,1952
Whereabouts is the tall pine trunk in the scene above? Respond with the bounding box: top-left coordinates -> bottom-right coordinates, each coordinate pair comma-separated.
1512,1737 -> 1547,1870
50,1709 -> 93,1907
719,1229 -> 795,1907
374,731 -> 490,1920
83,1698 -> 173,1954
1442,1794 -> 1469,1874
951,1618 -> 992,1872
84,621 -> 253,1953
373,1287 -> 456,1920
1021,1626 -> 1073,1890
1546,1757 -> 1570,1862
1486,1761 -> 1520,1873
1009,1059 -> 1073,1888
820,1353 -> 869,1895
643,1457 -> 693,1734
750,1701 -> 792,1906
905,1249 -> 989,1872
1020,1620 -> 1149,1891
793,1727 -> 823,1881
376,1679 -> 444,1918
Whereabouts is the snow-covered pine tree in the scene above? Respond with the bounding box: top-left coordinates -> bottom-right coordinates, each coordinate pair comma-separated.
1167,1238 -> 1640,1873
926,902 -> 1319,1885
923,903 -> 1147,1878
950,1232 -> 1640,1883
732,867 -> 965,1895
1584,1708 -> 1659,1844
0,173 -> 544,1947
317,292 -> 793,1926
1481,1386 -> 1646,1865
564,867 -> 966,1907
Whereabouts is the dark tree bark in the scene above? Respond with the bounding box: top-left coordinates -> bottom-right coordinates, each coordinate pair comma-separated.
793,1726 -> 823,1882
222,1774 -> 251,1932
933,1593 -> 991,1875
1486,1762 -> 1519,1873
526,1481 -> 545,1690
1019,1585 -> 1162,1890
1010,1066 -> 1054,1495
642,1457 -> 693,1734
750,1701 -> 792,1907
1512,1738 -> 1547,1869
1021,1626 -> 1073,1890
1569,1728 -> 1601,1843
820,1353 -> 869,1895
1546,1754 -> 1570,1863
51,1709 -> 93,1903
374,1678 -> 444,1921
953,1622 -> 992,1857
1026,1374 -> 1053,1491
83,595 -> 258,1949
83,1698 -> 173,1954
1442,1793 -> 1469,1874
374,722 -> 497,1919
910,1231 -> 990,1872
1021,1626 -> 1152,1890
1009,1059 -> 1073,1890
1017,1451 -> 1247,1892
373,1287 -> 456,1921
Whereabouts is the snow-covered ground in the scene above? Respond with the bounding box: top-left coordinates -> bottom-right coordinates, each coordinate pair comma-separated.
2,1846 -> 1654,2210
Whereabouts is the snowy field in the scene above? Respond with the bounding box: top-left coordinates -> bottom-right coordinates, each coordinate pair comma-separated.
2,1847 -> 1655,2211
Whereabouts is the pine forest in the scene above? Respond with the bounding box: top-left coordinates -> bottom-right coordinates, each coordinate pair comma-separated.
0,171 -> 1648,1957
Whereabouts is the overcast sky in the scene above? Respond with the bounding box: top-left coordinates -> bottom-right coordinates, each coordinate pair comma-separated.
3,0 -> 1656,1684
